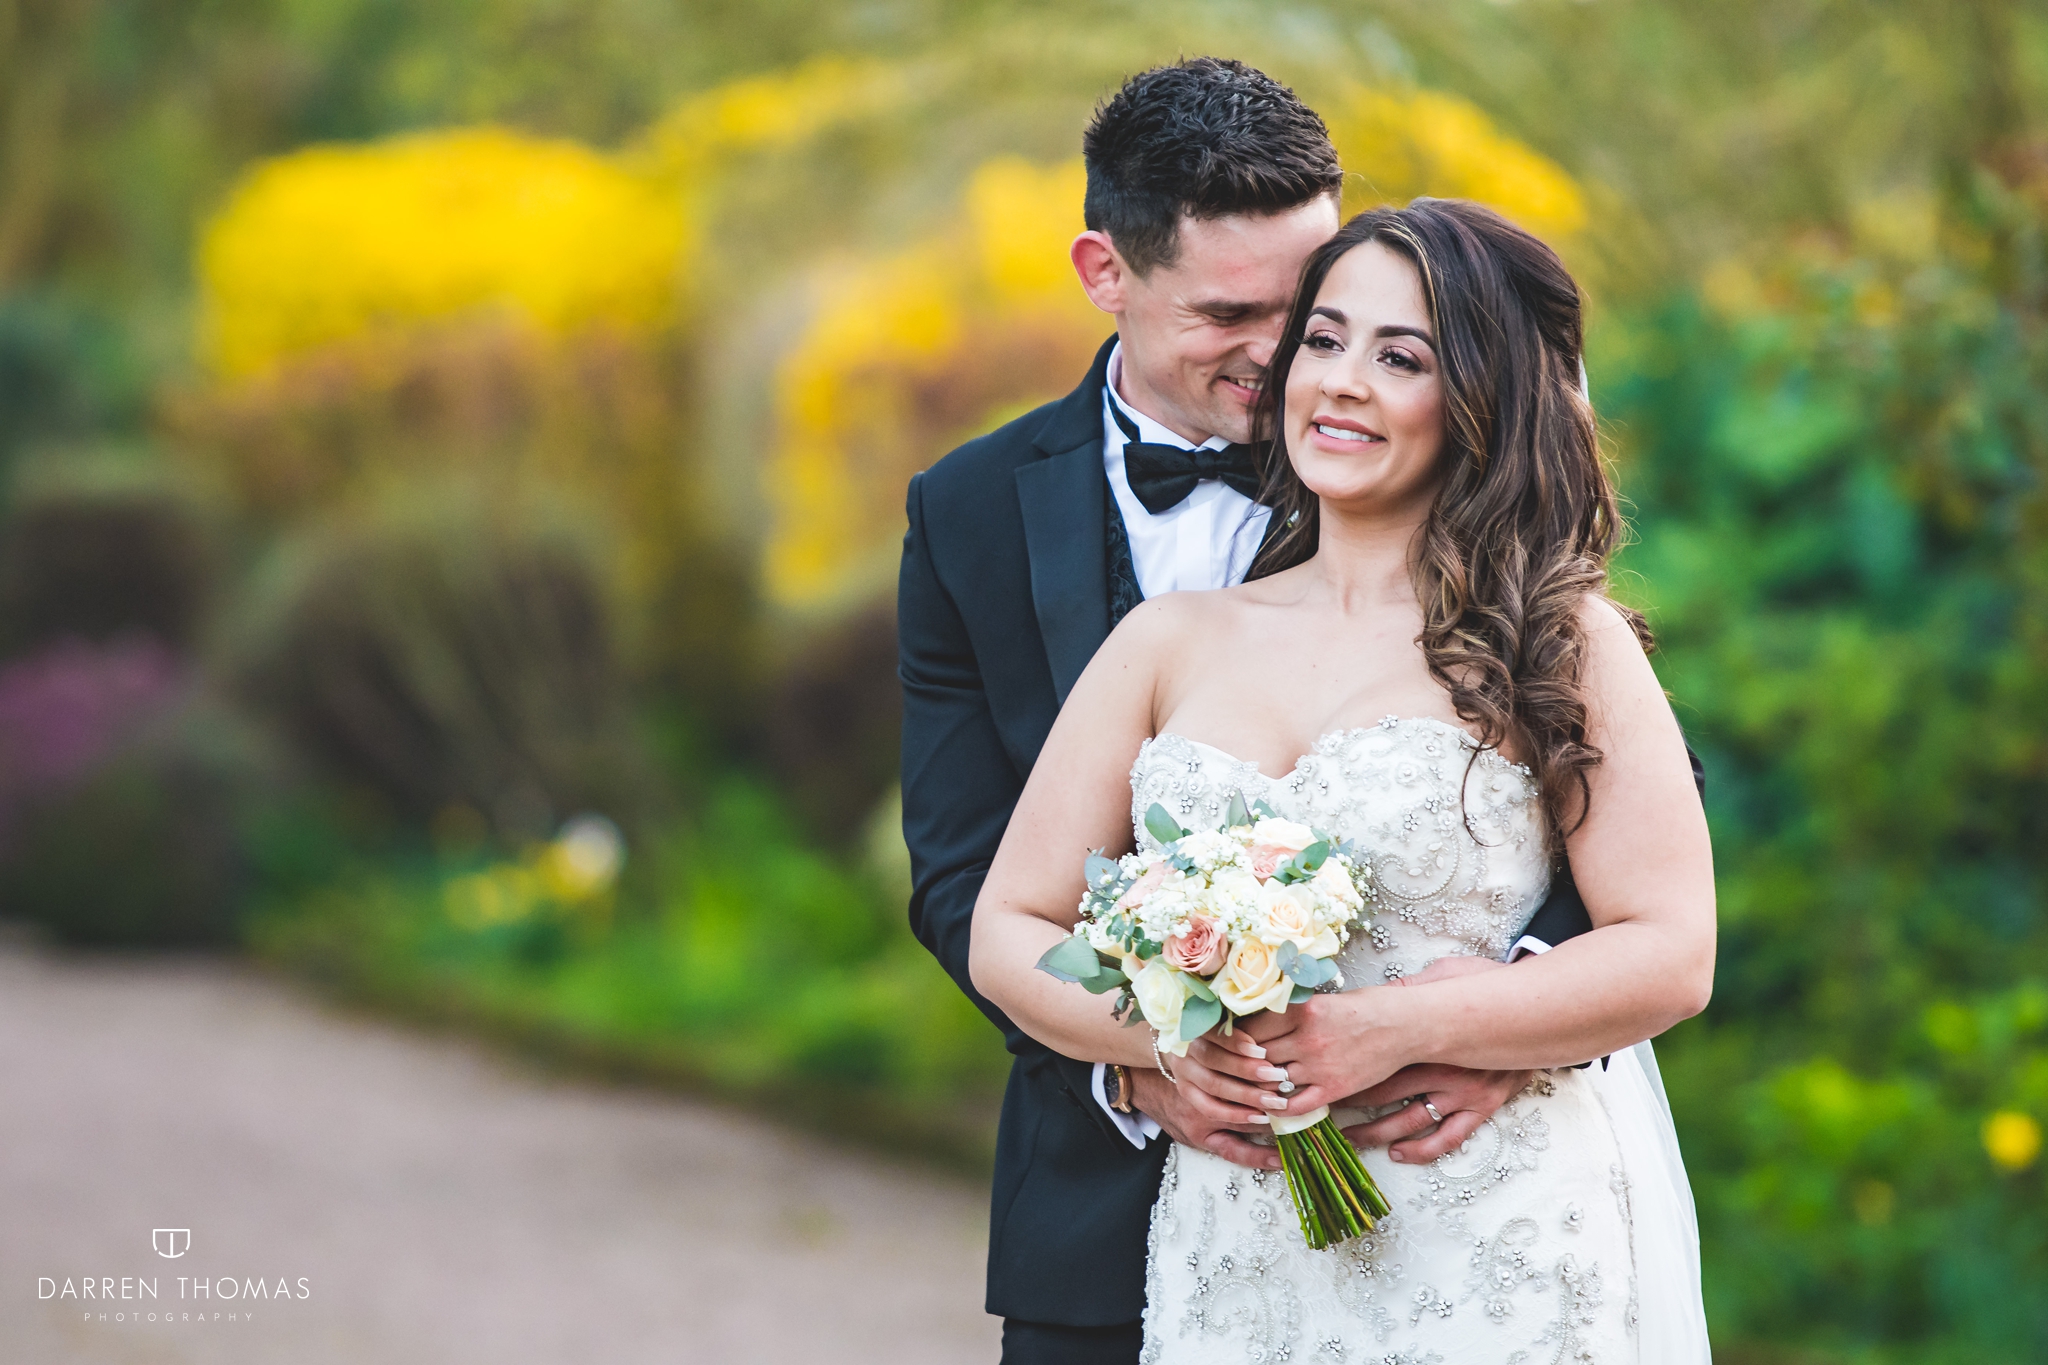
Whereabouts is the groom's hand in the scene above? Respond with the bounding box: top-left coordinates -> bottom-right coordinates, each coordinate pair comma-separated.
1335,1063 -> 1535,1164
1128,1068 -> 1282,1171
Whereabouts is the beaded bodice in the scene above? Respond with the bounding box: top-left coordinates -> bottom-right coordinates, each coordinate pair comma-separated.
1129,715 -> 1552,974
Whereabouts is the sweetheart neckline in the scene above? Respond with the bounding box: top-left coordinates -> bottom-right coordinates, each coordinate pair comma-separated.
1144,714 -> 1500,785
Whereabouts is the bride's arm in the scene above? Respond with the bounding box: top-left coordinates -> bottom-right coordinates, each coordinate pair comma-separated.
1247,597 -> 1716,1110
969,599 -> 1260,1080
966,600 -> 1175,1069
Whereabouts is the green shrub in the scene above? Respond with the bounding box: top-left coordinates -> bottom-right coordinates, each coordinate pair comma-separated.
241,499 -> 651,842
249,777 -> 1010,1164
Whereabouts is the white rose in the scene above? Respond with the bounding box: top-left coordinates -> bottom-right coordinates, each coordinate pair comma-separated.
1249,817 -> 1317,852
1312,860 -> 1364,914
1129,957 -> 1189,1039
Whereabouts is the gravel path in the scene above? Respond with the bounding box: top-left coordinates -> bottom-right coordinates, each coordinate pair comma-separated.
2,936 -> 1002,1364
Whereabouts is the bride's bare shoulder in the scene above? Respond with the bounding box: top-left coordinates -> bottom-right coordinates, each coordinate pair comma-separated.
1108,587 -> 1254,645
1575,591 -> 1670,730
1088,589 -> 1239,676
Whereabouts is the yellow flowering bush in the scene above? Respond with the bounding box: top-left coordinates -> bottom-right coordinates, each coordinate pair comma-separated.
199,128 -> 689,377
637,54 -> 908,176
1326,87 -> 1587,240
766,157 -> 1103,606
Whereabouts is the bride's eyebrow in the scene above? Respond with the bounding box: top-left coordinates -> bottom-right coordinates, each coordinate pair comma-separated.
1307,306 -> 1435,348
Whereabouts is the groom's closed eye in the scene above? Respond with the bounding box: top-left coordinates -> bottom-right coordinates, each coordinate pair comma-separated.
1192,300 -> 1283,326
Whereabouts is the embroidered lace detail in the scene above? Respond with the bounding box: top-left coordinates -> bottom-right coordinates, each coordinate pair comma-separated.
1135,724 -> 1646,1364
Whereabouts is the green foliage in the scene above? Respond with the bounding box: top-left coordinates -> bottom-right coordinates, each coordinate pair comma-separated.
238,498 -> 651,840
1602,172 -> 2048,1358
248,777 -> 1013,1163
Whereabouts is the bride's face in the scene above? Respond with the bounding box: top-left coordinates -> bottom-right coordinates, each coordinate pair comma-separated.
1282,241 -> 1445,517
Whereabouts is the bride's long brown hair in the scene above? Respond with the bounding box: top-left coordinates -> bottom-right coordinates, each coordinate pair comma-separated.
1247,198 -> 1650,836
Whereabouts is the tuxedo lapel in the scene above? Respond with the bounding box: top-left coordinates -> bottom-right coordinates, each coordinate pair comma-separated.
1018,336 -> 1117,705
1018,442 -> 1110,706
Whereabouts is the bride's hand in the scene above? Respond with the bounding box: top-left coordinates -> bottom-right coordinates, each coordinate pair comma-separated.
1173,1034 -> 1293,1123
1235,992 -> 1406,1118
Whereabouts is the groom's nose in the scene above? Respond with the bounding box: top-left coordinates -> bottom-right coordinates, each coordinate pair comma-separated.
1242,332 -> 1279,375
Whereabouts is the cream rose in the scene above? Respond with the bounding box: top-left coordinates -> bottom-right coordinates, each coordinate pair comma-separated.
1248,817 -> 1317,879
1162,915 -> 1228,976
1214,934 -> 1293,1015
1256,881 -> 1340,958
1130,957 -> 1189,1039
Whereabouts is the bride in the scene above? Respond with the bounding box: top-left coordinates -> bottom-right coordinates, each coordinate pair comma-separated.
969,198 -> 1715,1363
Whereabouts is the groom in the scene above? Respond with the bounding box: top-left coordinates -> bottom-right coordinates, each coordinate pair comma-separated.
899,59 -> 1601,1363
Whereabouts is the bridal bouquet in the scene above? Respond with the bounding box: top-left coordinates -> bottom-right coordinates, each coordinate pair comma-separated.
1036,792 -> 1392,1250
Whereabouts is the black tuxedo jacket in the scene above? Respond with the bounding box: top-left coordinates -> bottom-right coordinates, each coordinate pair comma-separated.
897,335 -> 1610,1327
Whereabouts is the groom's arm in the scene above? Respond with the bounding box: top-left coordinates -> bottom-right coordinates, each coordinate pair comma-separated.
1510,742 -> 1707,959
897,471 -> 1027,1047
898,474 -> 1138,1148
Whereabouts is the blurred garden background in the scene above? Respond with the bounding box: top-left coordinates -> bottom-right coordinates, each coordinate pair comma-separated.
2,1 -> 2045,1359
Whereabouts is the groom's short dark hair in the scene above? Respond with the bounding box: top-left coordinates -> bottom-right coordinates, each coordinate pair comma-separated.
1083,57 -> 1343,276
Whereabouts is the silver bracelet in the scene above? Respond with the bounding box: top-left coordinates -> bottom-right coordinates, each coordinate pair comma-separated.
1150,1032 -> 1179,1084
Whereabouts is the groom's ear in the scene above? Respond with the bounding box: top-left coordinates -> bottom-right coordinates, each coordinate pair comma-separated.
1072,230 -> 1131,315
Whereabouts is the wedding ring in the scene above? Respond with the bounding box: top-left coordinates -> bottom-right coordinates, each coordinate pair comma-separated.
1277,1080 -> 1295,1094
1422,1099 -> 1445,1124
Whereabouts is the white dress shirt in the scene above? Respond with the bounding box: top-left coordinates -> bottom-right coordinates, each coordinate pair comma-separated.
1103,343 -> 1273,597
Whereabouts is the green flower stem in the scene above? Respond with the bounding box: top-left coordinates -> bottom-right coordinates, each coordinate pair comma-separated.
1271,1116 -> 1389,1250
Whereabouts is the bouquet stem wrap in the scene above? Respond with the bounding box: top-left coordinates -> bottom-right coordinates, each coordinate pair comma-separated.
1267,1105 -> 1392,1249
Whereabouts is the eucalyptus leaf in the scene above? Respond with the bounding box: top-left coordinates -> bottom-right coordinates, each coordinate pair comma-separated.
1289,983 -> 1317,1004
1080,964 -> 1129,994
1179,993 -> 1223,1042
1250,797 -> 1280,820
1036,935 -> 1108,983
1291,954 -> 1336,987
1183,973 -> 1217,1002
1297,840 -> 1330,872
1084,853 -> 1122,891
1144,803 -> 1186,846
1225,791 -> 1252,829
1275,940 -> 1303,975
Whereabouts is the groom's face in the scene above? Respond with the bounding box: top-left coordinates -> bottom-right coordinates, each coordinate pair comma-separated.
1083,196 -> 1340,446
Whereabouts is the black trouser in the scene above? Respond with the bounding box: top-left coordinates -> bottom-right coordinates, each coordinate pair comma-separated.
1000,1317 -> 1143,1364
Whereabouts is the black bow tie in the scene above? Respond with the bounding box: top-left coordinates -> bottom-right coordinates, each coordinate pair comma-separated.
1111,402 -> 1262,515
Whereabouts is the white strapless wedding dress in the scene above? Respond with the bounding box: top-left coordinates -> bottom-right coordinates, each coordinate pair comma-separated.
1132,717 -> 1711,1364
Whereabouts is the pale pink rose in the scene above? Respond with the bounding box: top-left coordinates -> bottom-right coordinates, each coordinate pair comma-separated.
1116,863 -> 1169,911
1247,818 -> 1316,879
1162,915 -> 1228,976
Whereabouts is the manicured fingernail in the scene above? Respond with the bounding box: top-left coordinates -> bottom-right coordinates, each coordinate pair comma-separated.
1249,1113 -> 1269,1123
1245,1043 -> 1267,1059
1262,1094 -> 1288,1109
1256,1066 -> 1288,1082
1388,1149 -> 1405,1162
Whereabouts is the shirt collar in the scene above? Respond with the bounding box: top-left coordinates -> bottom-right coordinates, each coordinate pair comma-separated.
1105,342 -> 1232,452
